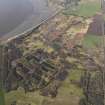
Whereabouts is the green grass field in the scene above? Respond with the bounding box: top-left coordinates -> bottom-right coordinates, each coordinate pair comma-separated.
5,89 -> 44,105
82,34 -> 102,48
0,89 -> 5,105
63,1 -> 101,17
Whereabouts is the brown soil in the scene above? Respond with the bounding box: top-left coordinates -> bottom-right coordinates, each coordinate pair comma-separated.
87,14 -> 104,35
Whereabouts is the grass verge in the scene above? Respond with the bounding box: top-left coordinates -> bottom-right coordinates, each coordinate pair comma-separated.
82,34 -> 102,48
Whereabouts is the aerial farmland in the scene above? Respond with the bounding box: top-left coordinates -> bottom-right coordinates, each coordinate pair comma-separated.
0,0 -> 105,105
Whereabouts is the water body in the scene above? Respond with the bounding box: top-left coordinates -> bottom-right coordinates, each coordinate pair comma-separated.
0,0 -> 54,40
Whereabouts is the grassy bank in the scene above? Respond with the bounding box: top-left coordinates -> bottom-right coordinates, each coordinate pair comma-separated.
82,34 -> 102,48
0,89 -> 5,105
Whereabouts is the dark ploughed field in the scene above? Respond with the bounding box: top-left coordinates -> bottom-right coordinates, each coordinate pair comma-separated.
87,14 -> 104,36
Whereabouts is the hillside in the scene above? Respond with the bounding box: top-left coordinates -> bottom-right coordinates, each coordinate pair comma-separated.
0,0 -> 104,105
